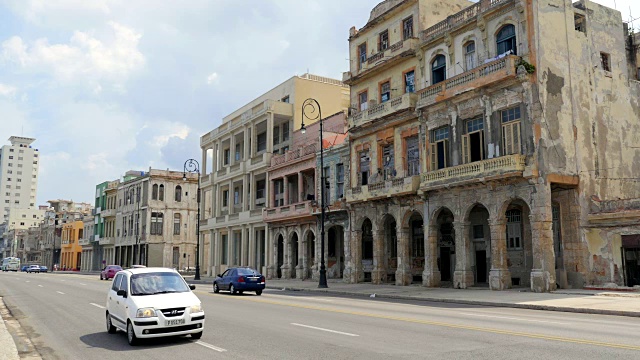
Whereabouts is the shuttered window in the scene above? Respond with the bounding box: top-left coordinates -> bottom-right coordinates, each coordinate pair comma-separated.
406,136 -> 420,176
501,107 -> 522,155
462,118 -> 485,164
382,144 -> 394,179
430,127 -> 449,171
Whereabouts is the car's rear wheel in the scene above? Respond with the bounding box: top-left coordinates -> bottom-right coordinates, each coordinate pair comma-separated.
229,284 -> 236,295
127,321 -> 138,346
106,313 -> 116,334
213,283 -> 220,293
191,331 -> 203,339
256,290 -> 262,296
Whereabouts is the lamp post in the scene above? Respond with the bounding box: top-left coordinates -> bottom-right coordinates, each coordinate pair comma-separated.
300,98 -> 328,288
125,184 -> 142,265
183,159 -> 201,281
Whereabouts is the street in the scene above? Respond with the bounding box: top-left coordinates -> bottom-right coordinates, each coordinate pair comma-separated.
1,271 -> 640,359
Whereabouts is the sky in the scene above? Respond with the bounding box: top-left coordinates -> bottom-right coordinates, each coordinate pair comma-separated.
0,0 -> 637,206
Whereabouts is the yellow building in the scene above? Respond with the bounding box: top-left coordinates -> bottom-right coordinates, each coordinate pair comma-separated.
60,221 -> 84,270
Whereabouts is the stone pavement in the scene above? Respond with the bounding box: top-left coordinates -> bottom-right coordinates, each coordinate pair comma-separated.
183,276 -> 640,318
0,298 -> 20,360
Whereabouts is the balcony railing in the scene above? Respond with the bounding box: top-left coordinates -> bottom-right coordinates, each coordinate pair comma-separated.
99,237 -> 115,246
345,37 -> 420,82
200,174 -> 211,187
349,92 -> 418,129
416,55 -> 518,109
346,175 -> 420,203
263,201 -> 314,222
270,143 -> 318,167
101,208 -> 116,218
421,154 -> 526,189
79,238 -> 90,246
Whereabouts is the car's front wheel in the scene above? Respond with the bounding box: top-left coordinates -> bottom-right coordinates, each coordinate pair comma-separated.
99,274 -> 103,280
213,283 -> 220,293
191,331 -> 203,339
229,284 -> 236,295
127,321 -> 138,346
106,313 -> 116,334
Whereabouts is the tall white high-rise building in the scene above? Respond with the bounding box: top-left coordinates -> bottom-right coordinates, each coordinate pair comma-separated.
0,136 -> 40,223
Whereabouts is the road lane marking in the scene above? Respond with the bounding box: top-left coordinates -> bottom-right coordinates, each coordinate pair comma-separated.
90,303 -> 106,309
38,285 -> 43,287
56,291 -> 65,295
291,323 -> 359,337
25,281 -> 30,283
60,280 -> 65,282
80,283 -> 86,286
198,291 -> 640,351
457,312 -> 568,325
195,341 -> 227,352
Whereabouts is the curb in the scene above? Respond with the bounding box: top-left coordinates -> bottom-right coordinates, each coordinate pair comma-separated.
0,297 -> 42,360
262,285 -> 640,318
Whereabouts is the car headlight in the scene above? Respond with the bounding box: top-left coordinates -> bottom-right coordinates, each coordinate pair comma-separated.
190,304 -> 203,313
136,308 -> 157,318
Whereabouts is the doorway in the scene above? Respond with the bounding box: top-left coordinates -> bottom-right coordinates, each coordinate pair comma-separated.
277,234 -> 284,279
440,247 -> 451,282
437,208 -> 455,283
290,233 -> 298,278
475,250 -> 487,283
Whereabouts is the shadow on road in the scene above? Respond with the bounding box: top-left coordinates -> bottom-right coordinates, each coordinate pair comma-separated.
79,331 -> 196,351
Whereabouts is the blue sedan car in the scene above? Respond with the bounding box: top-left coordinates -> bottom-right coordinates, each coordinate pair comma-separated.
214,267 -> 265,295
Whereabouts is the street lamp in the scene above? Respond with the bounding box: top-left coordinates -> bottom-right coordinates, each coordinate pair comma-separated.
183,159 -> 201,281
125,184 -> 142,265
300,98 -> 328,288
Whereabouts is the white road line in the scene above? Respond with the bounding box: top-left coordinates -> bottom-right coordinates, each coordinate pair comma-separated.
291,323 -> 359,337
458,312 -> 568,325
80,283 -> 86,286
56,291 -> 65,295
38,285 -> 43,287
60,280 -> 65,282
90,303 -> 106,309
25,281 -> 30,283
196,341 -> 227,352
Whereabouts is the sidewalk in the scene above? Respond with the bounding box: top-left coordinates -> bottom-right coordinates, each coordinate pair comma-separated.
183,275 -> 640,318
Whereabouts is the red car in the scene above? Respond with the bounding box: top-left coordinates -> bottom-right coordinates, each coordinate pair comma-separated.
100,265 -> 123,280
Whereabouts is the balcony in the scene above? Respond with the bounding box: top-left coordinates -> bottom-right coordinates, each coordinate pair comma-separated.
99,237 -> 115,246
263,201 -> 314,222
101,208 -> 116,218
79,238 -> 90,246
270,143 -> 317,168
416,55 -> 518,109
200,174 -> 212,187
345,37 -> 420,84
420,154 -> 526,190
349,93 -> 418,130
346,175 -> 420,203
250,152 -> 271,167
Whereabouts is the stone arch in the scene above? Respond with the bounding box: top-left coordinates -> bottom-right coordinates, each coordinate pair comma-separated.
463,201 -> 492,223
400,208 -> 424,229
496,196 -> 530,220
430,206 -> 455,226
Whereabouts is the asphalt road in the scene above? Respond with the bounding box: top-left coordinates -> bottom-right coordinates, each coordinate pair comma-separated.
1,271 -> 640,360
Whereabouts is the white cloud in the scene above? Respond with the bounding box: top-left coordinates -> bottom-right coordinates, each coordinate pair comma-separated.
0,84 -> 17,97
150,122 -> 191,148
206,72 -> 219,85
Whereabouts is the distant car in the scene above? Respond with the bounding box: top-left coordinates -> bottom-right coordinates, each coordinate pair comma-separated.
100,265 -> 123,280
27,265 -> 40,273
130,265 -> 146,269
21,265 -> 29,272
105,267 -> 204,346
213,267 -> 265,296
39,266 -> 48,273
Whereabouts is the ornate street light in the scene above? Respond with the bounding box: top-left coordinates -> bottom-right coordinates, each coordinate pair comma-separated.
125,184 -> 142,265
300,98 -> 328,288
183,159 -> 201,281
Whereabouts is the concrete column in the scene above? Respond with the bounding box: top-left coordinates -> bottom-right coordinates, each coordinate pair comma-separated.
296,228 -> 304,279
297,172 -> 303,203
230,133 -> 236,165
266,228 -> 276,279
250,124 -> 256,158
243,126 -> 249,161
201,148 -> 207,176
530,185 -> 557,292
371,230 -> 386,284
249,172 -> 255,210
396,227 -> 412,286
453,221 -> 474,289
241,226 -> 249,266
228,180 -> 233,214
266,113 -> 274,154
210,230 -> 217,276
422,223 -> 441,287
283,175 -> 289,206
342,225 -> 352,282
282,231 -> 291,279
489,218 -> 511,290
269,179 -> 275,208
248,225 -> 255,269
242,175 -> 248,212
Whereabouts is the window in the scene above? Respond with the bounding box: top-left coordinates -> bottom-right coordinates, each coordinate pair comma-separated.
256,180 -> 266,200
280,146 -> 288,154
501,107 -> 522,155
222,190 -> 229,207
159,184 -> 164,201
380,81 -> 391,103
8,156 -> 13,159
463,118 -> 485,164
506,209 -> 522,249
323,167 -> 331,205
432,55 -> 446,85
496,24 -> 517,55
403,16 -> 414,40
600,52 -> 610,71
358,43 -> 367,69
404,70 -> 415,93
235,143 -> 241,161
359,91 -> 368,111
152,184 -> 158,200
281,95 -> 289,103
6,170 -> 11,174
257,132 -> 267,152
473,225 -> 484,239
282,122 -> 290,142
406,136 -> 420,176
273,126 -> 280,145
18,157 -> 23,160
336,164 -> 344,199
175,185 -> 182,202
151,212 -> 164,235
379,30 -> 389,51
234,187 -> 241,205
222,234 -> 228,264
359,151 -> 370,186
464,42 -> 476,71
430,127 -> 449,170
574,13 -> 586,33
173,214 -> 181,235
381,143 -> 395,179
223,148 -> 230,165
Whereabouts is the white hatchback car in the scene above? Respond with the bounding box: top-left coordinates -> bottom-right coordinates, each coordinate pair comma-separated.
105,267 -> 205,345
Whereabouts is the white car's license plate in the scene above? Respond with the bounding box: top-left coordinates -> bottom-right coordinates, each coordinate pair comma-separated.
166,319 -> 186,326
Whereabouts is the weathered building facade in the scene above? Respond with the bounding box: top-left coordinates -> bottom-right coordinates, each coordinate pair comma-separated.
340,0 -> 640,292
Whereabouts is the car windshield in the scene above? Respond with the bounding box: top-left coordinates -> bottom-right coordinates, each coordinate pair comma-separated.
130,272 -> 190,296
237,268 -> 258,276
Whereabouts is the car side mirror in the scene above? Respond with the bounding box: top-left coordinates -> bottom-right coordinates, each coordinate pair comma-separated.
117,290 -> 127,298
189,284 -> 196,290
